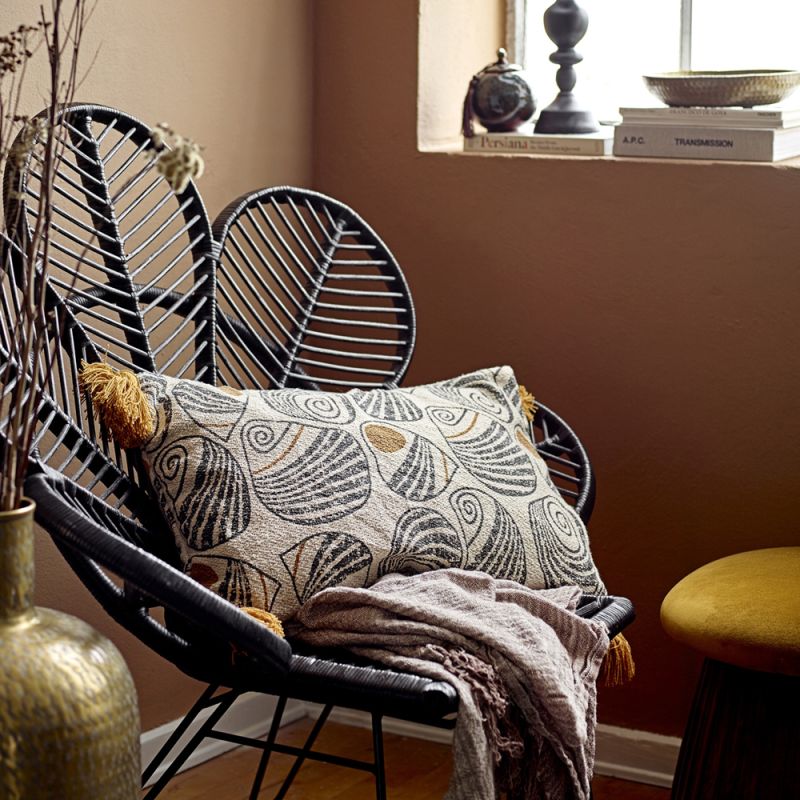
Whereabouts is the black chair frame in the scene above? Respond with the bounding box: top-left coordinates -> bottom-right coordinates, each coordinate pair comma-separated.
1,104 -> 633,799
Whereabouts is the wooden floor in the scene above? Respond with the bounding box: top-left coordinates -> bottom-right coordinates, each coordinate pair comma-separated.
146,718 -> 670,799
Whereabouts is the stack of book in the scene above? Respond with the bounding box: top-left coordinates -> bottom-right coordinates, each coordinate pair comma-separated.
613,105 -> 800,162
464,125 -> 614,157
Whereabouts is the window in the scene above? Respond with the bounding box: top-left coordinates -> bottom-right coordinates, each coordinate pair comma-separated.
510,1 -> 800,123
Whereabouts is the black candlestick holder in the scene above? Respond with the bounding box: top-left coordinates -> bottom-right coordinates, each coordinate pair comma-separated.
534,0 -> 599,134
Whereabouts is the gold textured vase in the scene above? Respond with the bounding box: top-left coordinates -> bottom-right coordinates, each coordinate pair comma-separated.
0,499 -> 140,799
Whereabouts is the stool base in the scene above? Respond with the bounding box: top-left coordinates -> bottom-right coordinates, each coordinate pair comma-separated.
672,658 -> 799,799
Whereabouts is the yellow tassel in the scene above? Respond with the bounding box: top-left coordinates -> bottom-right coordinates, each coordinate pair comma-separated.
241,607 -> 285,638
518,385 -> 536,422
78,361 -> 154,449
601,633 -> 635,687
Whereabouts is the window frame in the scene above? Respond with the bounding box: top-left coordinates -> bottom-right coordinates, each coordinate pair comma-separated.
507,0 -> 694,72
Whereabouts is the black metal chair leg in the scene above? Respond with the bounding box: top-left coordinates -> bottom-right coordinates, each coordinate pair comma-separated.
371,712 -> 387,800
141,684 -> 220,786
248,695 -> 288,800
272,704 -> 333,800
142,689 -> 241,800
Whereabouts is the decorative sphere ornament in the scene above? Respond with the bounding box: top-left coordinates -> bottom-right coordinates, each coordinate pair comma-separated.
462,48 -> 536,136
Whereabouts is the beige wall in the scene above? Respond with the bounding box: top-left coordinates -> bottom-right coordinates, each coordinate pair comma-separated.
0,0 -> 313,225
313,1 -> 800,737
1,0 -> 314,731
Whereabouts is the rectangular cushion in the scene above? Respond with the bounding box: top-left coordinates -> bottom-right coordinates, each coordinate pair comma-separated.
137,366 -> 606,620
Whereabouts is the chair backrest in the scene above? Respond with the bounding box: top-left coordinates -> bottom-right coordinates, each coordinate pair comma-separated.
1,104 -> 416,543
1,102 -> 594,678
212,188 -> 415,391
3,103 -> 215,561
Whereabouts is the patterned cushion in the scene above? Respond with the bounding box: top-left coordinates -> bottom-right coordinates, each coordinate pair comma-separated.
137,366 -> 605,620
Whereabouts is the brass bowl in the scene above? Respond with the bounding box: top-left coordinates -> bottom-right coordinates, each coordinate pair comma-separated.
642,70 -> 800,108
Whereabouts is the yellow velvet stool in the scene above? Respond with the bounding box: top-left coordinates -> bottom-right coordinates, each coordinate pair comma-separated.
661,547 -> 800,800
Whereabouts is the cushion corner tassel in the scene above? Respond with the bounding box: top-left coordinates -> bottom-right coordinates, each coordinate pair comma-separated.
600,633 -> 635,687
241,607 -> 285,638
518,384 -> 536,422
78,361 -> 154,449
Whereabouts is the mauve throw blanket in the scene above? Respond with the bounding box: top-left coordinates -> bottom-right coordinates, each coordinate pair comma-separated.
288,569 -> 609,800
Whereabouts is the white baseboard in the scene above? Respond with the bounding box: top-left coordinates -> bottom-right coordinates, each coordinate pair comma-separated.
594,723 -> 681,789
142,697 -> 679,791
140,693 -> 306,788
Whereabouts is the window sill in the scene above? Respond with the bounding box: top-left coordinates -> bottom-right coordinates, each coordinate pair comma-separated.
420,140 -> 800,169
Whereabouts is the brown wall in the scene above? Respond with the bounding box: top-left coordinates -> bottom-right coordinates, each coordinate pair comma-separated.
4,0 -> 798,742
313,1 -> 800,736
0,0 -> 314,731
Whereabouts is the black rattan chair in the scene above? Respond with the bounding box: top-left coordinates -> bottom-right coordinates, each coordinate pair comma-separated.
0,104 -> 633,799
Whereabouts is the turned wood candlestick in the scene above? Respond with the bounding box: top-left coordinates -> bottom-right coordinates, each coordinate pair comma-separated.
534,0 -> 599,134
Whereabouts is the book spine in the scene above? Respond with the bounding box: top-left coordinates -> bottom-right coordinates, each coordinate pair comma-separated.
620,115 -> 797,130
613,124 -> 775,161
618,107 -> 789,123
620,116 -> 789,130
464,134 -> 609,156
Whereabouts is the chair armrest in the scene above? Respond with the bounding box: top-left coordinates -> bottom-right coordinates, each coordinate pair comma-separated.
577,594 -> 635,639
25,472 -> 292,674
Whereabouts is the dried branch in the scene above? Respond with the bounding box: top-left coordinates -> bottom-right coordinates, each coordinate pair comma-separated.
0,0 -> 204,511
0,1 -> 90,510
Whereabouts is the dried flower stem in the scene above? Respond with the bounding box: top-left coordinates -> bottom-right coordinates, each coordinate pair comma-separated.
0,1 -> 204,511
0,1 -> 90,510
